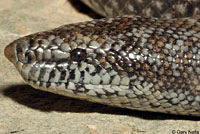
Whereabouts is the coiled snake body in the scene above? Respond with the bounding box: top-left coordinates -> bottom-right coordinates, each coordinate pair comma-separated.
4,0 -> 200,116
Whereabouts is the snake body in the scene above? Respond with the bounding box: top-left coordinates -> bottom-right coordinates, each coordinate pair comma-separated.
81,0 -> 200,18
4,0 -> 200,116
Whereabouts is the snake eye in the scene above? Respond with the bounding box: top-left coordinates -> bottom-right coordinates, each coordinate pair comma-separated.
71,48 -> 87,62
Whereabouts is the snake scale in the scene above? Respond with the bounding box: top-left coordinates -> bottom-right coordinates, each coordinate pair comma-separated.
4,0 -> 200,116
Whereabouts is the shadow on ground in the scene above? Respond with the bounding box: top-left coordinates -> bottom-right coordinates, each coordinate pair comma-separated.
2,84 -> 200,121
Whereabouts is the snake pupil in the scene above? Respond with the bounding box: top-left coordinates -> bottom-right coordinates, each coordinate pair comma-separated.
71,48 -> 87,62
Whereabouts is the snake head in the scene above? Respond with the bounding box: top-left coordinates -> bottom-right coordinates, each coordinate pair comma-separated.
4,19 -> 132,97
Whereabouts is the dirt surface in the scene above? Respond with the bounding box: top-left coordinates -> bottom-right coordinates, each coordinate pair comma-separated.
0,0 -> 200,134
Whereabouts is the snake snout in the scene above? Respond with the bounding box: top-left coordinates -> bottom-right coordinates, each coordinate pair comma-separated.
4,38 -> 30,66
4,42 -> 17,64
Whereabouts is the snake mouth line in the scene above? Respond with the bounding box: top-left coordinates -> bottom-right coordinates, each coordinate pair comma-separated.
27,79 -> 132,101
27,79 -> 129,90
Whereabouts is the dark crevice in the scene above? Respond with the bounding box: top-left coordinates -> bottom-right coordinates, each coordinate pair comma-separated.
68,0 -> 102,19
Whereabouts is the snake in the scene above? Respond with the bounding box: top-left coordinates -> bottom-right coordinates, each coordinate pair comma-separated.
4,0 -> 200,116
